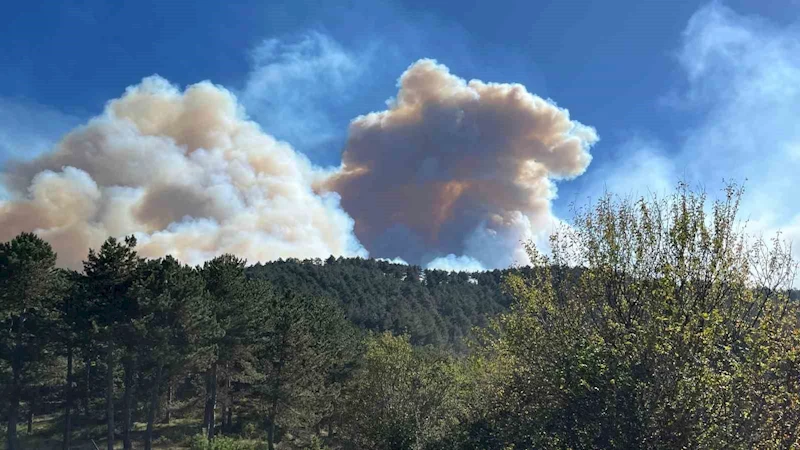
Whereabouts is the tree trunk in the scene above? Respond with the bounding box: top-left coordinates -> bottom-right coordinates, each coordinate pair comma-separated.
106,340 -> 115,450
207,363 -> 218,441
63,341 -> 74,450
122,355 -> 134,450
267,362 -> 282,450
7,353 -> 21,450
83,353 -> 91,419
224,366 -> 232,433
164,381 -> 172,424
267,391 -> 279,450
27,392 -> 34,434
327,402 -> 334,438
203,370 -> 211,436
144,364 -> 162,450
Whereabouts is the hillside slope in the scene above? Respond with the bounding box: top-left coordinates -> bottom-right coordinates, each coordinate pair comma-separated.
247,257 -> 531,351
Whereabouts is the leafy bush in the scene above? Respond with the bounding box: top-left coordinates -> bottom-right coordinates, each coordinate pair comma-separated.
456,184 -> 800,449
189,432 -> 257,450
242,422 -> 259,439
188,432 -> 208,450
305,435 -> 330,450
340,332 -> 469,449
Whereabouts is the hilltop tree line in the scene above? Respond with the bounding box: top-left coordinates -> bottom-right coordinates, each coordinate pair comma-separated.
247,257 -> 541,352
3,183 -> 800,449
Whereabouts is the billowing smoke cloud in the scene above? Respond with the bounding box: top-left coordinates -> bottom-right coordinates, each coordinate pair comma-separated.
0,58 -> 596,271
427,254 -> 485,272
324,59 -> 598,269
376,257 -> 409,265
0,76 -> 366,268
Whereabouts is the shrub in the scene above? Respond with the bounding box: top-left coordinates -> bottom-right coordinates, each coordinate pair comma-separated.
189,432 -> 256,450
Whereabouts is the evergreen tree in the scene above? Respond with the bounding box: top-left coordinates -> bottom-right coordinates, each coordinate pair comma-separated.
257,291 -> 356,450
133,256 -> 214,450
83,236 -> 141,450
0,233 -> 62,450
58,269 -> 84,450
200,254 -> 257,441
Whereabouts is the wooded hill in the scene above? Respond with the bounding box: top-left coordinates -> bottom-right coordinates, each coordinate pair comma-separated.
247,258 -> 529,352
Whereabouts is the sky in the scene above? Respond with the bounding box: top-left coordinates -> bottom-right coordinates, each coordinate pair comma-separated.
1,0 -> 799,271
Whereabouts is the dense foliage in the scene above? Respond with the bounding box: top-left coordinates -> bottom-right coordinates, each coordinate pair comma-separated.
438,184 -> 800,449
2,184 -> 799,449
247,258 -> 524,352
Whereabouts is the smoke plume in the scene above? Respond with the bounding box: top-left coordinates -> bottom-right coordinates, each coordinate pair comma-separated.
0,59 -> 597,271
0,76 -> 366,268
323,59 -> 598,268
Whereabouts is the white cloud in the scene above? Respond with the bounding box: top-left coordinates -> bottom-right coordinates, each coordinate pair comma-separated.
677,4 -> 800,220
589,3 -> 800,261
584,136 -> 677,202
240,31 -> 372,159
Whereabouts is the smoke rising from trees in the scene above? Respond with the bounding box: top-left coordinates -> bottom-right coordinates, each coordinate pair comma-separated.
0,77 -> 366,268
0,60 -> 597,270
325,59 -> 597,268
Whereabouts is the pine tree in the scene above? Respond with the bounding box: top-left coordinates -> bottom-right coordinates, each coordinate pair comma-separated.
0,233 -> 62,450
59,269 -> 84,450
257,291 -> 357,450
124,256 -> 208,449
83,236 -> 141,450
200,254 -> 255,441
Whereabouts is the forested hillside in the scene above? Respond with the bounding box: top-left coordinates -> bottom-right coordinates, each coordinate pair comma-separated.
3,185 -> 800,450
247,258 -> 526,351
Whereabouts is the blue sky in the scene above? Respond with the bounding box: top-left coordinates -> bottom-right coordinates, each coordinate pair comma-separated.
2,0 -> 800,267
0,0 -> 789,165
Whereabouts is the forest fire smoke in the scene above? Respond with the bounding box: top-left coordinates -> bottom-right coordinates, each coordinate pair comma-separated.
0,60 -> 597,270
324,59 -> 598,268
0,77 -> 366,268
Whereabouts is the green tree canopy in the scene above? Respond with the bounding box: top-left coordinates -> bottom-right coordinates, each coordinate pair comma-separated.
0,232 -> 62,450
460,184 -> 800,449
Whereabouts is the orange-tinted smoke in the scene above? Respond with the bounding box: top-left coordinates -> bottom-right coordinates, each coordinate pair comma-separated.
322,59 -> 598,267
